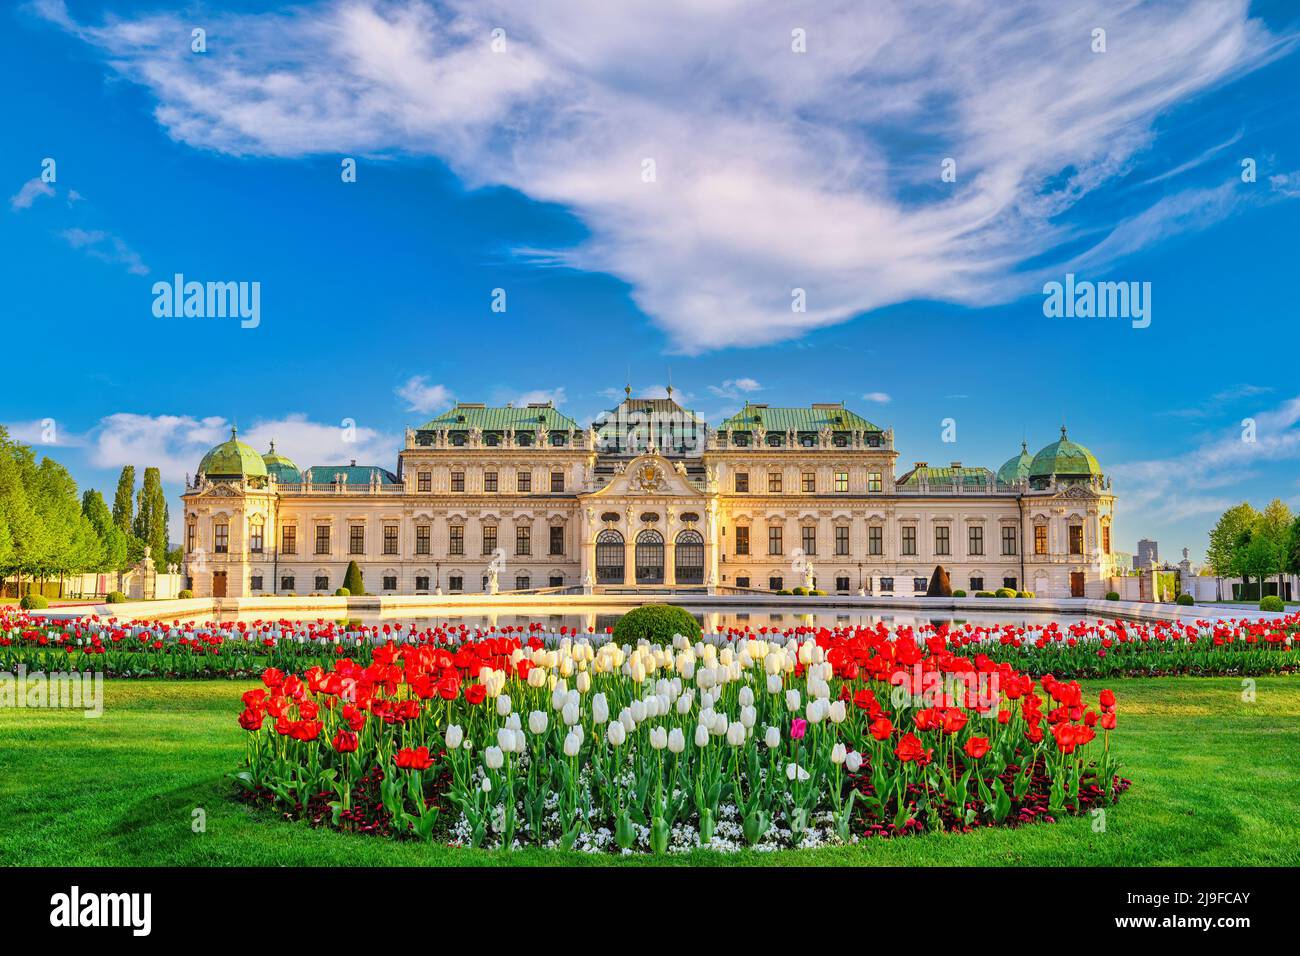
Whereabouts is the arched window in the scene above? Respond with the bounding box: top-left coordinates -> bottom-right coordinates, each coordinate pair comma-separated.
675,530 -> 704,585
595,530 -> 625,585
635,529 -> 664,585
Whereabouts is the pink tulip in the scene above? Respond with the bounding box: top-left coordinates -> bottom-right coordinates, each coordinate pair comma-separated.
790,717 -> 807,740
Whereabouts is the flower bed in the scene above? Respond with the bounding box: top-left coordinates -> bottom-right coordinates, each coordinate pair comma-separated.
2,609 -> 1296,679
233,628 -> 1127,852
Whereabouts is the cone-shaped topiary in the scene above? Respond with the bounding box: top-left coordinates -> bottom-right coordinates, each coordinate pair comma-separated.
342,561 -> 366,596
926,565 -> 952,597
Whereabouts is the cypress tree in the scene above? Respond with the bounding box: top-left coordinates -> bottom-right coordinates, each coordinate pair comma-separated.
343,560 -> 366,595
111,465 -> 135,537
133,467 -> 169,568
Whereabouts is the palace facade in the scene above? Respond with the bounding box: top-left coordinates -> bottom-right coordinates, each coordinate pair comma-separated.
181,391 -> 1118,599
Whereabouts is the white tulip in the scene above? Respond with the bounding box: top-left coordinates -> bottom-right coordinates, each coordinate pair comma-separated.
607,721 -> 627,747
551,682 -> 568,710
650,726 -> 668,750
831,743 -> 847,765
497,727 -> 515,751
445,724 -> 464,750
528,710 -> 549,735
481,776 -> 492,793
740,705 -> 756,729
512,728 -> 527,753
592,693 -> 609,724
739,686 -> 754,708
829,700 -> 847,724
726,721 -> 746,746
505,712 -> 522,731
562,700 -> 580,726
668,728 -> 686,754
767,674 -> 783,695
785,762 -> 810,782
785,689 -> 801,712
496,694 -> 513,717
630,699 -> 647,723
845,750 -> 863,773
563,732 -> 582,757
576,671 -> 591,693
694,723 -> 710,747
485,746 -> 504,770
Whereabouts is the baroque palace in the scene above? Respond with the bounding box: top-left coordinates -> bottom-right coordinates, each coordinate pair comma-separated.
181,390 -> 1118,599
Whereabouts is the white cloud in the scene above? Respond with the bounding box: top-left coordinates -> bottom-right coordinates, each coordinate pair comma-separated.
708,378 -> 762,400
395,376 -> 453,415
1,419 -> 86,447
862,392 -> 892,404
58,227 -> 149,275
9,177 -> 55,211
39,0 -> 1295,351
512,387 -> 567,407
89,412 -> 398,483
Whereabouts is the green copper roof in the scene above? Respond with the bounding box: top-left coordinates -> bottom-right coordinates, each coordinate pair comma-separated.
996,442 -> 1033,484
304,465 -> 400,486
717,402 -> 881,433
198,427 -> 268,479
897,464 -> 995,487
419,403 -> 580,433
1029,427 -> 1102,479
262,440 -> 301,483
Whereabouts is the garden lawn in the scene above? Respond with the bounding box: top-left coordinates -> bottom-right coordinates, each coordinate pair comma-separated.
1,677 -> 1297,867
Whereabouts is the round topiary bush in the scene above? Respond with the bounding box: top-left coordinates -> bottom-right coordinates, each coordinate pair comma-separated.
777,589 -> 792,595
335,587 -> 351,597
613,604 -> 702,644
791,586 -> 808,596
1105,591 -> 1120,601
177,588 -> 194,599
976,591 -> 994,597
994,587 -> 1015,598
952,589 -> 967,597
19,593 -> 49,610
1016,590 -> 1035,598
808,589 -> 826,596
106,591 -> 126,604
1175,593 -> 1194,606
1260,595 -> 1285,612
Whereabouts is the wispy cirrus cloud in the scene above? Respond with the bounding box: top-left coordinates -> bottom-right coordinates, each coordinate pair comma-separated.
35,0 -> 1299,351
58,227 -> 149,276
707,378 -> 762,400
9,177 -> 54,211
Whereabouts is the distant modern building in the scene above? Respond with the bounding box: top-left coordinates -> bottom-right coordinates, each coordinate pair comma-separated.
180,393 -> 1119,599
1135,538 -> 1159,570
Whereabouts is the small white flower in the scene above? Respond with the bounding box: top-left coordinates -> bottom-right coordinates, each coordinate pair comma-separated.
529,710 -> 548,735
650,726 -> 668,750
764,726 -> 781,749
485,746 -> 504,770
668,728 -> 686,754
845,750 -> 863,773
607,721 -> 627,747
445,724 -> 464,750
496,693 -> 512,717
785,689 -> 801,713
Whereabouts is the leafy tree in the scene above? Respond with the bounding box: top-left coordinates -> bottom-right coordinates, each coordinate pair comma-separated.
1240,535 -> 1278,599
82,489 -> 128,571
343,561 -> 366,596
1206,503 -> 1258,576
1256,498 -> 1294,597
133,467 -> 169,568
0,437 -> 49,591
1286,514 -> 1300,577
111,465 -> 135,537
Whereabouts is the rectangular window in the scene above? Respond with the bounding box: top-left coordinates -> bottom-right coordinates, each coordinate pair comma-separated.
768,472 -> 782,493
315,575 -> 329,592
349,525 -> 365,555
550,471 -> 564,493
249,523 -> 263,554
734,472 -> 749,493
1102,525 -> 1111,554
835,525 -> 849,556
415,575 -> 430,591
515,575 -> 530,591
901,526 -> 917,556
549,575 -> 563,587
517,525 -> 531,556
768,526 -> 783,555
281,525 -> 296,555
280,575 -> 294,592
382,575 -> 397,591
969,525 -> 984,556
801,526 -> 817,555
484,471 -> 498,493
1002,526 -> 1018,556
482,526 -> 497,555
383,525 -> 398,555
250,575 -> 263,591
1069,525 -> 1084,555
448,575 -> 463,592
879,576 -> 894,592
416,525 -> 430,555
417,471 -> 431,493
835,471 -> 849,493
935,526 -> 951,556
1003,576 -> 1018,590
214,523 -> 228,554
1035,525 -> 1048,555
451,471 -> 465,492
735,526 -> 750,556
835,576 -> 850,592
449,525 -> 464,555
869,526 -> 883,555
769,576 -> 783,591
186,523 -> 196,552
868,472 -> 882,493
517,471 -> 532,493
735,576 -> 750,588
970,577 -> 984,592
801,472 -> 815,493
549,526 -> 564,556
913,577 -> 928,592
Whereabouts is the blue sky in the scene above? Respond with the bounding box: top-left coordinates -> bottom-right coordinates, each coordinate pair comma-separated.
3,0 -> 1300,560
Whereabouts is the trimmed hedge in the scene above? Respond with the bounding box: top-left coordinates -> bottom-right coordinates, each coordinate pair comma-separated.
1105,591 -> 1120,601
994,587 -> 1016,598
177,589 -> 194,599
1259,595 -> 1285,612
975,591 -> 994,597
1175,593 -> 1195,606
20,593 -> 49,610
612,604 -> 702,644
335,588 -> 351,598
106,591 -> 127,604
951,589 -> 967,597
343,561 -> 366,596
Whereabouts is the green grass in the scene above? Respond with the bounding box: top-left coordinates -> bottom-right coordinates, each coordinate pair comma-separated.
2,677 -> 1298,866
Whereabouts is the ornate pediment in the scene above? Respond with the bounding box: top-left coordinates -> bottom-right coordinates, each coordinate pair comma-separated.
197,482 -> 244,498
585,453 -> 704,500
1059,484 -> 1096,499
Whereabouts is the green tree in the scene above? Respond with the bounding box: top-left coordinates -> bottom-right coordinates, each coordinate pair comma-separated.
1256,498 -> 1294,598
111,465 -> 135,537
342,561 -> 365,596
132,467 -> 169,568
1206,503 -> 1259,576
1286,514 -> 1300,578
1240,535 -> 1277,599
82,489 -> 128,571
29,457 -> 102,594
0,438 -> 49,593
